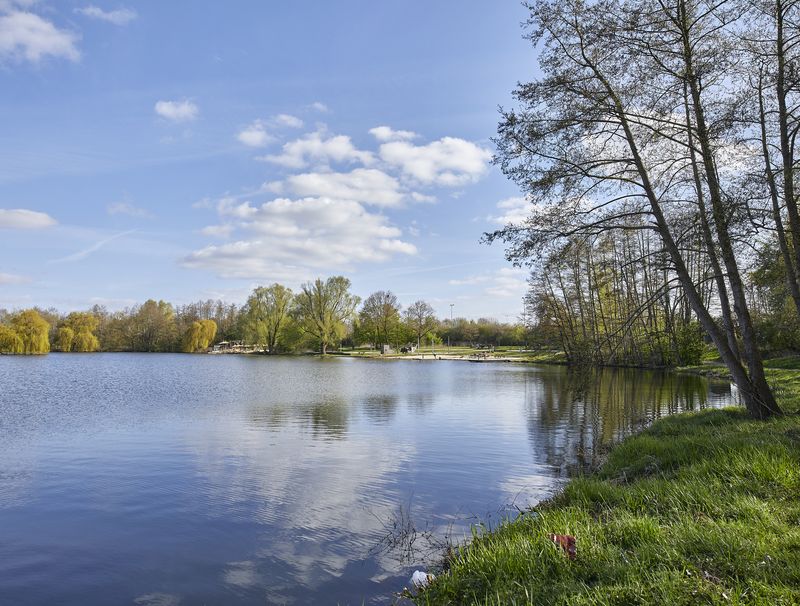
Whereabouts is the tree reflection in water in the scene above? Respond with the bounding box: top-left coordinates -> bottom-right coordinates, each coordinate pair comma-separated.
526,366 -> 735,475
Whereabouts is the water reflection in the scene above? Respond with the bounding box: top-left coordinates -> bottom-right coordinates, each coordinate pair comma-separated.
0,355 -> 735,605
525,367 -> 731,474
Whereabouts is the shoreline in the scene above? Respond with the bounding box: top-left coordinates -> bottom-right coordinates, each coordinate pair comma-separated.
407,365 -> 800,605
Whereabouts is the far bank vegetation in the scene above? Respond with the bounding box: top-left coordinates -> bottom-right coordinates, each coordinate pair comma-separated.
0,277 -> 527,356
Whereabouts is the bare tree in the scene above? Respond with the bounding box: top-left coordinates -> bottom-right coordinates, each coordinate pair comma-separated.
488,0 -> 782,417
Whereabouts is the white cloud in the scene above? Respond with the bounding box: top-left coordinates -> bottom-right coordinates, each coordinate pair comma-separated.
75,5 -> 137,25
450,267 -> 528,299
411,192 -> 436,203
200,224 -> 233,238
448,275 -> 490,286
107,202 -> 153,219
190,126 -> 493,281
154,99 -> 198,122
185,196 -> 416,280
236,120 -> 272,147
285,168 -> 404,207
0,10 -> 80,63
488,197 -> 529,225
486,268 -> 528,298
0,271 -> 30,284
237,115 -> 303,147
309,101 -> 329,113
379,137 -> 491,186
0,208 -> 57,229
369,125 -> 418,142
260,180 -> 284,194
275,113 -> 303,128
261,130 -> 373,169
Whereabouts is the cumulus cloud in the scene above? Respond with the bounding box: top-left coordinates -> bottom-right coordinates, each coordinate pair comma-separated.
0,271 -> 30,284
369,125 -> 418,142
237,115 -> 304,147
274,113 -> 303,129
154,99 -> 198,122
75,6 -> 137,25
237,120 -> 272,147
411,192 -> 436,203
488,197 -> 529,225
379,137 -> 491,186
189,125 -> 493,281
0,208 -> 57,229
107,202 -> 153,219
200,224 -> 233,238
0,10 -> 80,63
309,101 -> 329,113
261,130 -> 373,169
184,196 -> 416,280
285,169 -> 404,207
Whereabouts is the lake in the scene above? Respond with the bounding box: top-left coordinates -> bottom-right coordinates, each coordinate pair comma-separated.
0,354 -> 735,605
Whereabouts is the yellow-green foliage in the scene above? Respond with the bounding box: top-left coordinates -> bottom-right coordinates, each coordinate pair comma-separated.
10,309 -> 50,354
62,312 -> 100,352
0,325 -> 23,353
57,326 -> 75,352
72,330 -> 100,352
183,319 -> 217,352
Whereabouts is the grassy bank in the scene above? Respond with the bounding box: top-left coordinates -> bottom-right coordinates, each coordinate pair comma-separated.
411,367 -> 800,605
338,346 -> 568,364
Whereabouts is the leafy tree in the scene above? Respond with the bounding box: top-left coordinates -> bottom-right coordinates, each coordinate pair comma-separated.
0,326 -> 23,353
489,0 -> 781,417
359,290 -> 402,349
294,276 -> 359,354
73,330 -> 100,353
404,300 -> 437,349
242,284 -> 294,353
183,319 -> 217,352
10,309 -> 50,354
57,326 -> 75,352
131,300 -> 177,352
62,312 -> 101,352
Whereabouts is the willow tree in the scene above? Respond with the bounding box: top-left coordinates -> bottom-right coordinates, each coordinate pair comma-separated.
0,326 -> 23,353
183,319 -> 217,353
243,284 -> 294,353
57,326 -> 75,352
489,0 -> 781,418
62,312 -> 100,352
10,309 -> 50,354
295,276 -> 359,354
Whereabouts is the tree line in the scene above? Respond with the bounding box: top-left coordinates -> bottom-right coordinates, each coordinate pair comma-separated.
488,0 -> 800,418
0,276 -> 527,355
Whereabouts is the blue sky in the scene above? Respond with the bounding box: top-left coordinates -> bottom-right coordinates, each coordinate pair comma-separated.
0,1 -> 536,321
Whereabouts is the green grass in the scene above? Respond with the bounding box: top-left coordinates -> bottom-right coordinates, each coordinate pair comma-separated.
337,346 -> 568,364
411,368 -> 800,606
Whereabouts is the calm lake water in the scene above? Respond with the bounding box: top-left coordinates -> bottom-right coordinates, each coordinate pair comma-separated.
0,354 -> 735,605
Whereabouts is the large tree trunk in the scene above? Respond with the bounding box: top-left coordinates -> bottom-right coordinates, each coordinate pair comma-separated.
674,0 -> 780,418
598,60 -> 781,418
